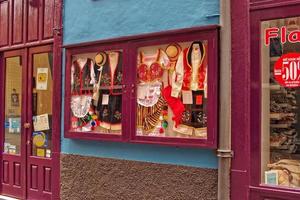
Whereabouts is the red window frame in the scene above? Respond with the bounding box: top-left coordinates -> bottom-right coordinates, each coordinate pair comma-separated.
64,25 -> 219,148
248,3 -> 300,199
64,42 -> 130,142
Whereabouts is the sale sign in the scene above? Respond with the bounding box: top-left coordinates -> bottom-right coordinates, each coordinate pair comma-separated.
274,53 -> 300,88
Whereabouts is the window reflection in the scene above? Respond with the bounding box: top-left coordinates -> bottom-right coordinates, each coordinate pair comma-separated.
136,41 -> 208,139
4,57 -> 22,155
262,17 -> 300,188
69,51 -> 123,134
31,53 -> 53,158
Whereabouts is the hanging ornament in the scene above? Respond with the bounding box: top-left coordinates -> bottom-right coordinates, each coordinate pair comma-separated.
159,127 -> 164,134
159,115 -> 164,121
162,121 -> 168,129
87,115 -> 92,121
96,120 -> 101,126
71,116 -> 78,129
91,120 -> 96,127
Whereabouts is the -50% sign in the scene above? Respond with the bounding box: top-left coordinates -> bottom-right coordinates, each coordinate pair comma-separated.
274,53 -> 300,88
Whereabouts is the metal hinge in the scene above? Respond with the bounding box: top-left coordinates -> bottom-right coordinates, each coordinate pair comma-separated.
53,26 -> 63,36
217,149 -> 234,158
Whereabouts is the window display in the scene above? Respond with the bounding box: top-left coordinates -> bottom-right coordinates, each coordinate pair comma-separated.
69,50 -> 123,134
261,17 -> 300,188
136,41 -> 208,139
65,27 -> 218,146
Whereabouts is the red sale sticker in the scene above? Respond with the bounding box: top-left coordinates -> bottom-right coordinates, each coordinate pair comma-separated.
274,53 -> 300,88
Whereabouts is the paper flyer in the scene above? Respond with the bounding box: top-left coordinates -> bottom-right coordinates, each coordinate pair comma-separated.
36,68 -> 48,90
33,114 -> 50,131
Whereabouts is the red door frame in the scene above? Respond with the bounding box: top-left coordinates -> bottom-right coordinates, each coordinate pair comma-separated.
0,49 -> 27,199
231,0 -> 300,200
0,0 -> 63,198
0,45 -> 62,199
26,45 -> 53,200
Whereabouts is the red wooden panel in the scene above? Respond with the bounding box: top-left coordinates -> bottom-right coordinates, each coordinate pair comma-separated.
264,199 -> 282,200
43,0 -> 54,39
12,0 -> 23,44
44,167 -> 51,192
27,0 -> 39,42
3,161 -> 9,184
0,0 -> 9,46
30,165 -> 38,189
13,162 -> 21,186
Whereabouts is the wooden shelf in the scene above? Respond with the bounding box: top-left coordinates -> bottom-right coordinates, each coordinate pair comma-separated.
270,123 -> 292,128
266,84 -> 286,92
270,112 -> 295,120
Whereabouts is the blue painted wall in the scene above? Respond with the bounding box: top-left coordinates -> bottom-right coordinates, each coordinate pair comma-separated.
62,0 -> 219,169
63,0 -> 219,45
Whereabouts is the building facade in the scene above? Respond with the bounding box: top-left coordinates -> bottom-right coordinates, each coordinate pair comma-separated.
61,0 -> 220,199
1,0 -> 300,200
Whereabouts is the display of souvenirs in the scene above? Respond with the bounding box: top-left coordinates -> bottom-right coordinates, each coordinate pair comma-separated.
136,41 -> 208,138
70,51 -> 123,134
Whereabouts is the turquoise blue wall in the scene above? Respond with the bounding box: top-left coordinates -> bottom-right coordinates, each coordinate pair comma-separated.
62,0 -> 219,169
63,0 -> 219,45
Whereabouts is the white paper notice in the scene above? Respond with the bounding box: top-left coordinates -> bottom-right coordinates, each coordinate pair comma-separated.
102,94 -> 109,105
33,114 -> 50,131
182,90 -> 193,104
36,68 -> 48,90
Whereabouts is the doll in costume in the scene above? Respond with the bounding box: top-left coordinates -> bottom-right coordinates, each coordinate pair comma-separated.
96,51 -> 123,131
136,49 -> 170,133
70,57 -> 96,132
167,41 -> 208,137
71,58 -> 95,94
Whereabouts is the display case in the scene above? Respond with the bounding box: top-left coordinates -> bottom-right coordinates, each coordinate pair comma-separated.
64,26 -> 219,147
131,30 -> 218,147
64,43 -> 129,141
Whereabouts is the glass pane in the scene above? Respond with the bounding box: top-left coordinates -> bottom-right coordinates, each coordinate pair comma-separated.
136,41 -> 208,139
261,17 -> 300,188
4,57 -> 22,155
32,52 -> 53,158
70,50 -> 123,135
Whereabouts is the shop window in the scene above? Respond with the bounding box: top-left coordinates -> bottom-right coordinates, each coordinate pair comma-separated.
136,41 -> 208,139
70,50 -> 123,135
64,27 -> 218,147
261,17 -> 300,188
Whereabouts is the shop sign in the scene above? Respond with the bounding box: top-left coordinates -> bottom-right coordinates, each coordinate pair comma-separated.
265,26 -> 300,46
